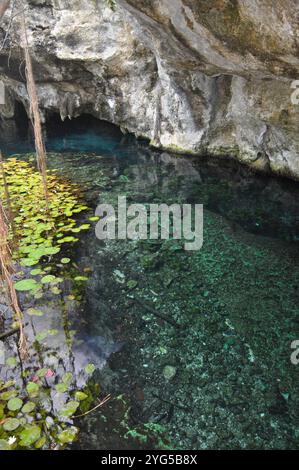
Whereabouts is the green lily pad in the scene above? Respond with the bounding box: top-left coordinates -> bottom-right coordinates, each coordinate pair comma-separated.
3,418 -> 21,431
58,400 -> 79,418
0,439 -> 10,450
41,275 -> 56,284
85,363 -> 95,375
27,308 -> 44,317
14,279 -> 38,292
58,426 -> 79,444
6,357 -> 18,367
19,425 -> 41,447
7,397 -> 23,411
74,391 -> 88,401
26,382 -> 39,396
55,383 -> 68,393
22,402 -> 36,413
62,372 -> 73,385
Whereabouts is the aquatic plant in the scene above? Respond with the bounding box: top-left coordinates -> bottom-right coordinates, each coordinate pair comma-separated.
0,157 -> 105,449
0,365 -> 102,450
0,158 -> 90,284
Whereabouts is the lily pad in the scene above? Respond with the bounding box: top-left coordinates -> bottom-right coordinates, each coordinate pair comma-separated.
26,382 -> 39,396
3,418 -> 21,431
19,425 -> 41,447
14,279 -> 38,292
58,400 -> 79,418
27,308 -> 44,317
7,397 -> 23,411
85,363 -> 95,375
58,426 -> 79,444
22,402 -> 36,413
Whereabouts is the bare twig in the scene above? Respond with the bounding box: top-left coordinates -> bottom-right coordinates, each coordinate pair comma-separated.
0,323 -> 27,340
129,295 -> 181,328
73,395 -> 111,419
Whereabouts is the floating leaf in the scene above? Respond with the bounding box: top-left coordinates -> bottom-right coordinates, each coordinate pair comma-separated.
0,439 -> 10,450
26,382 -> 39,396
74,391 -> 88,401
20,258 -> 39,267
6,357 -> 17,367
3,418 -> 21,431
22,402 -> 36,414
14,279 -> 38,292
51,286 -> 61,295
7,397 -> 23,411
41,275 -> 56,284
58,426 -> 79,444
55,383 -> 68,393
30,268 -> 43,276
62,372 -> 73,385
85,363 -> 95,375
61,258 -> 71,264
35,435 -> 47,449
36,368 -> 48,378
0,390 -> 17,401
58,400 -> 79,418
58,236 -> 78,244
27,308 -> 44,317
44,246 -> 61,256
74,276 -> 88,282
19,425 -> 41,447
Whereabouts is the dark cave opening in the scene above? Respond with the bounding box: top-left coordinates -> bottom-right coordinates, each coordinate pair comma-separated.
14,100 -> 30,138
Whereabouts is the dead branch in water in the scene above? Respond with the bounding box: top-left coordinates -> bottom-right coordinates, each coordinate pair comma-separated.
0,322 -> 28,340
129,295 -> 181,329
73,395 -> 112,419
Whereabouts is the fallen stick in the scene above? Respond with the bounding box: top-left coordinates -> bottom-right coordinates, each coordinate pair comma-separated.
129,295 -> 180,329
73,394 -> 111,419
0,323 -> 27,341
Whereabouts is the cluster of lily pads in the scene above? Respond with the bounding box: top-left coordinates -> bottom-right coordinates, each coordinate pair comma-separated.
0,364 -> 97,450
0,158 -> 101,449
0,158 -> 98,295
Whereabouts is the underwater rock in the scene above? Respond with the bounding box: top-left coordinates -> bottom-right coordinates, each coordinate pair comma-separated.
163,365 -> 177,381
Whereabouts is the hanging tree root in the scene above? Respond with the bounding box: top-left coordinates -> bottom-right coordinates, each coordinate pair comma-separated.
0,201 -> 28,360
20,3 -> 49,209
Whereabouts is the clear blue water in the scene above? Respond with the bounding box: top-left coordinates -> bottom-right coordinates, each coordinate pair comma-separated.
2,114 -> 299,242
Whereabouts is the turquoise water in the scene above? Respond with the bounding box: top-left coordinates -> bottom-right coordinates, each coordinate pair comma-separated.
1,116 -> 299,449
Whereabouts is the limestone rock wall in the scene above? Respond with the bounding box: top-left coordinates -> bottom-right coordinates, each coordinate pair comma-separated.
1,0 -> 299,178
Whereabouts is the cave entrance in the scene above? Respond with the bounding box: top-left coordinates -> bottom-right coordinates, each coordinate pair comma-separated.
14,100 -> 30,138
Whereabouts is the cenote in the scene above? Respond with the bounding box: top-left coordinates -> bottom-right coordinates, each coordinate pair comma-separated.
0,115 -> 298,450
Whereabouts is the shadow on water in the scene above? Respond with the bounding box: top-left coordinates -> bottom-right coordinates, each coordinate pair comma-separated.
1,114 -> 299,449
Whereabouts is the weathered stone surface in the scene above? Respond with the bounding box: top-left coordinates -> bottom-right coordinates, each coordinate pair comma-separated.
1,0 -> 299,178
